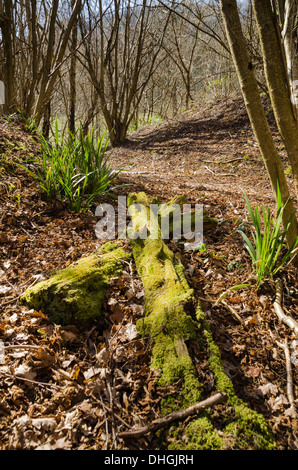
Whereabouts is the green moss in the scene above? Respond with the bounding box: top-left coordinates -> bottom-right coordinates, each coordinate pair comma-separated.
128,194 -> 199,391
99,240 -> 118,252
21,243 -> 128,328
164,416 -> 224,451
183,417 -> 224,450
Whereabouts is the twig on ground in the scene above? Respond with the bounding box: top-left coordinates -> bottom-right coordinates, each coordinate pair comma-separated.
204,166 -> 215,175
118,391 -> 228,439
200,294 -> 244,325
220,299 -> 244,325
276,338 -> 297,418
0,276 -> 41,307
202,157 -> 259,164
98,391 -> 110,450
0,369 -> 60,392
107,378 -> 118,449
4,344 -> 44,350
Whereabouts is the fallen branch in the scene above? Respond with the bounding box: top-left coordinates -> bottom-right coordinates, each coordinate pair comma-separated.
118,391 -> 228,439
202,157 -> 259,164
276,338 -> 297,418
273,279 -> 298,337
0,369 -> 60,391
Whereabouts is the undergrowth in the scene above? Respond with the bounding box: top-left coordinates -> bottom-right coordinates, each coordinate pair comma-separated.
18,120 -> 126,212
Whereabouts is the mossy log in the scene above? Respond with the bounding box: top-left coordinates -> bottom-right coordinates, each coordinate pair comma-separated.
127,192 -> 276,450
21,242 -> 128,328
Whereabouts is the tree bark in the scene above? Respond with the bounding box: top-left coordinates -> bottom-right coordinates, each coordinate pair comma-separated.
220,0 -> 298,250
42,101 -> 51,139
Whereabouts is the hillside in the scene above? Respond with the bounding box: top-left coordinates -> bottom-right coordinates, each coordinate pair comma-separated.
0,98 -> 297,450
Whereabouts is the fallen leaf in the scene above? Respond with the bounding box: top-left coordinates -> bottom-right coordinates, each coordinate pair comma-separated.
96,347 -> 110,366
14,364 -> 37,380
31,417 -> 57,431
123,323 -> 139,341
245,314 -> 259,325
245,365 -> 261,378
257,382 -> 278,397
0,285 -> 11,294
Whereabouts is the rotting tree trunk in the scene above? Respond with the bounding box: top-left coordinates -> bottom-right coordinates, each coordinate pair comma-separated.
220,0 -> 298,253
21,242 -> 127,329
127,192 -> 276,450
253,0 -> 298,200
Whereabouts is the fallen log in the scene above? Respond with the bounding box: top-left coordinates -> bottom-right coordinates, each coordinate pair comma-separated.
127,192 -> 276,450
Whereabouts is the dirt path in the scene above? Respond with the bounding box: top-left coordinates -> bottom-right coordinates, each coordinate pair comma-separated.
111,96 -> 296,207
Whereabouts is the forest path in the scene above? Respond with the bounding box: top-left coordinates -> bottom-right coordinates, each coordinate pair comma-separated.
111,96 -> 296,212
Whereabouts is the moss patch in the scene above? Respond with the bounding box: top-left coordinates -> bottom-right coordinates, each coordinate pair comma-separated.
21,242 -> 128,328
182,416 -> 224,450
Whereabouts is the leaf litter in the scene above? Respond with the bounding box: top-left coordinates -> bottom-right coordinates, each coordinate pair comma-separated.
0,100 -> 298,450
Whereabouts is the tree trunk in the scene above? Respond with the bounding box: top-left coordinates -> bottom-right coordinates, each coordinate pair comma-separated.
69,0 -> 78,133
24,0 -> 38,116
281,0 -> 298,117
0,0 -> 16,114
253,0 -> 298,201
220,0 -> 298,250
34,0 -> 82,126
42,101 -> 51,139
110,120 -> 128,147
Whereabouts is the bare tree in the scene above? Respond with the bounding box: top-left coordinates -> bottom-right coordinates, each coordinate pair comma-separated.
162,11 -> 199,109
220,0 -> 298,249
69,0 -> 78,133
0,0 -> 83,125
79,0 -> 171,146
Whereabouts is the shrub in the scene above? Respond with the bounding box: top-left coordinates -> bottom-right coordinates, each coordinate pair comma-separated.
19,121 -> 126,212
238,183 -> 298,287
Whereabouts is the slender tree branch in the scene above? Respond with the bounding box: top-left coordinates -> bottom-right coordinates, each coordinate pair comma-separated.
118,391 -> 228,439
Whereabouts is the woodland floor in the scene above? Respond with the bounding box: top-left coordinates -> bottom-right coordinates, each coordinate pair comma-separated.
0,95 -> 297,451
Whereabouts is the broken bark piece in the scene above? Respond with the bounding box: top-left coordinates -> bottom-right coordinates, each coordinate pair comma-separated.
21,242 -> 128,328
